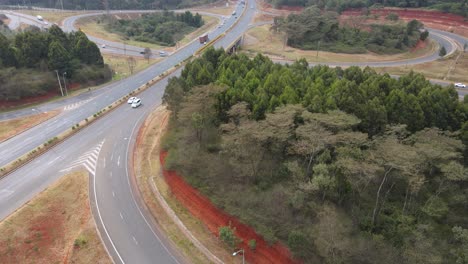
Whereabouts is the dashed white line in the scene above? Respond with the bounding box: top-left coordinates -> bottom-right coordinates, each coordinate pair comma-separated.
132,236 -> 138,245
47,156 -> 60,165
112,191 -> 115,197
117,155 -> 120,167
120,212 -> 124,219
110,172 -> 113,178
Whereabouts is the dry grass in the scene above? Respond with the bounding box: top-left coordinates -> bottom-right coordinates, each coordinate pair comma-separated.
243,25 -> 437,63
193,5 -> 235,16
376,51 -> 468,83
17,10 -> 82,25
0,110 -> 60,142
134,106 -> 238,264
103,53 -> 160,80
0,171 -> 111,264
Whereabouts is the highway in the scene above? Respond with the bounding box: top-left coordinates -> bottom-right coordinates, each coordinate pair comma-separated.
0,2 -> 253,264
0,1 -> 467,263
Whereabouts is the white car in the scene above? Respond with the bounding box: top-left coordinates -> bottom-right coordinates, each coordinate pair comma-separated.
127,97 -> 137,104
455,83 -> 466,88
131,98 -> 142,108
101,44 -> 106,48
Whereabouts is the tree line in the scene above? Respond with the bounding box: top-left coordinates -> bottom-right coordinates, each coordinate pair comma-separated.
103,10 -> 204,46
272,6 -> 425,54
162,48 -> 468,263
266,0 -> 468,17
2,0 -> 216,10
0,25 -> 110,100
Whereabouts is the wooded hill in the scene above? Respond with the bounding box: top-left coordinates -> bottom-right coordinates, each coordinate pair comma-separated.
272,6 -> 426,54
103,11 -> 204,46
162,47 -> 468,263
1,0 -> 216,10
267,0 -> 468,17
0,25 -> 111,100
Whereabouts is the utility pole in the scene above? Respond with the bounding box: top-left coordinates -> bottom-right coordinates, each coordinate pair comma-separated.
316,40 -> 321,58
55,70 -> 64,96
60,0 -> 64,11
63,72 -> 68,96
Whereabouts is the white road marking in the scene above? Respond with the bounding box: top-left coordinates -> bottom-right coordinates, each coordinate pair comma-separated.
110,171 -> 112,178
112,191 -> 115,197
117,156 -> 120,167
133,236 -> 138,245
61,140 -> 104,176
92,143 -> 125,264
120,212 -> 124,219
111,153 -> 114,161
47,156 -> 60,165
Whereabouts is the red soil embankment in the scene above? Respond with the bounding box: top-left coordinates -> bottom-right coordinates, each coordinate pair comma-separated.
160,152 -> 300,264
343,8 -> 468,38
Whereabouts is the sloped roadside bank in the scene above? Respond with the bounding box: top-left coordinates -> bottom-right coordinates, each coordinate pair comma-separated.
160,151 -> 299,264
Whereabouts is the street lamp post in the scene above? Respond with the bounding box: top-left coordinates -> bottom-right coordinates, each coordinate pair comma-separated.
233,249 -> 245,264
62,72 -> 68,96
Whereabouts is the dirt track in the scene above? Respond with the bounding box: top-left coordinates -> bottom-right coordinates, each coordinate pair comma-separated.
160,152 -> 300,264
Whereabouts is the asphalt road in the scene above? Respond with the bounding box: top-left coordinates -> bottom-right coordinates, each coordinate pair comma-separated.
0,2 -> 252,264
0,1 -> 467,263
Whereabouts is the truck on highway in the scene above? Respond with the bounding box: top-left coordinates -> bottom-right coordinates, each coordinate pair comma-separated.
199,34 -> 209,44
36,15 -> 43,21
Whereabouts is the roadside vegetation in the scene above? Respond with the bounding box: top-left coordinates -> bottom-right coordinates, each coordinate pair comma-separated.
273,6 -> 426,54
0,25 -> 111,101
161,47 -> 468,263
266,0 -> 467,17
2,0 -> 217,10
101,11 -> 204,47
0,171 -> 111,264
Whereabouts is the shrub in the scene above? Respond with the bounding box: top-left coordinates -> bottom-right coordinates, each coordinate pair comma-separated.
74,235 -> 88,248
248,239 -> 257,250
386,13 -> 399,21
219,224 -> 239,249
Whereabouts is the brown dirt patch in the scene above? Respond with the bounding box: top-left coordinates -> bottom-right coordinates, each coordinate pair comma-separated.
0,171 -> 111,264
342,8 -> 468,38
0,110 -> 60,142
160,152 -> 300,264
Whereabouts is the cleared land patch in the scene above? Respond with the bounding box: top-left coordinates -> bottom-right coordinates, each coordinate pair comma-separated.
0,171 -> 111,264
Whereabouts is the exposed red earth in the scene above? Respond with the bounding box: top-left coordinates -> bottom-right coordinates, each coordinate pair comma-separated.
160,152 -> 300,264
342,8 -> 468,38
0,83 -> 79,110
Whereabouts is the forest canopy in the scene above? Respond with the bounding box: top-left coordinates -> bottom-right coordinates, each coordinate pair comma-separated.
266,0 -> 468,17
272,6 -> 425,54
0,25 -> 111,100
162,48 -> 468,263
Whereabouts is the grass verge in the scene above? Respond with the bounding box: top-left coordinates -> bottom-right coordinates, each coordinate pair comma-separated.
0,171 -> 111,264
376,51 -> 468,83
134,106 -> 237,263
0,110 -> 60,142
243,24 -> 437,63
103,53 -> 161,81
